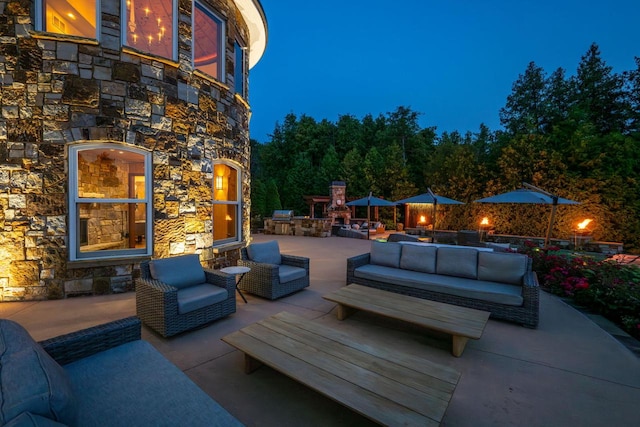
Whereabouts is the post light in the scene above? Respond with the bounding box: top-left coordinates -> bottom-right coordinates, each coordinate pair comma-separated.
577,219 -> 592,230
215,176 -> 224,190
480,217 -> 489,226
419,215 -> 426,224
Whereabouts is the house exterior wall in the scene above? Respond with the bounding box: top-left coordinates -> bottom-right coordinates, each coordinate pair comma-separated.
0,0 -> 260,300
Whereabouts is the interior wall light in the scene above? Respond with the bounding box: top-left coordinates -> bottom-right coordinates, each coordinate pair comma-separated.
215,176 -> 224,190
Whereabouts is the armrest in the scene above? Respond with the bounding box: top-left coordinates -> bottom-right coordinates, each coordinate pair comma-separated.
347,253 -> 371,269
204,268 -> 237,294
39,317 -> 141,366
135,277 -> 179,314
281,254 -> 309,270
237,259 -> 280,277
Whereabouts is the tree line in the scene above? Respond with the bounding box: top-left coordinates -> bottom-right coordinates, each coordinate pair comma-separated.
251,43 -> 640,252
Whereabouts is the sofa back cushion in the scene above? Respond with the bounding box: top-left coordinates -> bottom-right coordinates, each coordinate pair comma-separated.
370,241 -> 402,268
478,252 -> 529,285
0,320 -> 76,425
400,244 -> 437,273
436,247 -> 479,279
247,240 -> 282,265
150,254 -> 206,290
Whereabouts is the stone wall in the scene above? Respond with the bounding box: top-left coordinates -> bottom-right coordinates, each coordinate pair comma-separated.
0,0 -> 254,300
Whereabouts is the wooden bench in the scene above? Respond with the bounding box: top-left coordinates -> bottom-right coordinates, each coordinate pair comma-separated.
323,284 -> 490,357
222,311 -> 460,426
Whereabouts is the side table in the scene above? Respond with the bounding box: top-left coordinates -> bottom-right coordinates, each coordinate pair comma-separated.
220,266 -> 251,303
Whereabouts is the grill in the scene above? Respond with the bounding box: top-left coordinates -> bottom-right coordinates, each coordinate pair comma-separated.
271,210 -> 294,221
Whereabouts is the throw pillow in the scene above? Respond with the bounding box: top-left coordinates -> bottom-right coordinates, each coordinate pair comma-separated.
0,320 -> 76,426
436,247 -> 479,279
399,244 -> 437,273
370,241 -> 402,268
478,252 -> 528,285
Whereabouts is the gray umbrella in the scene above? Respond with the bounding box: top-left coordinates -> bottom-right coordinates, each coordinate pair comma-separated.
347,194 -> 396,239
474,183 -> 579,246
395,189 -> 464,240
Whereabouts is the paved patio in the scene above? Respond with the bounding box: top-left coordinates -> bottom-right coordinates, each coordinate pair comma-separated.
3,234 -> 640,426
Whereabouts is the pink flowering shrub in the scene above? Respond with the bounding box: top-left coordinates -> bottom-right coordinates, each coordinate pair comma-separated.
519,241 -> 640,340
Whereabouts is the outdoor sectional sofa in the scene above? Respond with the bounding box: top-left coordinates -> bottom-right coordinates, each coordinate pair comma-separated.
0,316 -> 241,426
346,241 -> 539,327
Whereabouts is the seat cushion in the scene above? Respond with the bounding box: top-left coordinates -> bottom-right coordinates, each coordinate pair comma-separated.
436,247 -> 479,279
354,265 -> 523,306
278,264 -> 307,283
63,340 -> 242,427
400,244 -> 437,273
0,320 -> 76,426
177,284 -> 229,314
4,412 -> 67,427
247,240 -> 282,265
370,241 -> 402,268
149,254 -> 206,290
478,252 -> 528,285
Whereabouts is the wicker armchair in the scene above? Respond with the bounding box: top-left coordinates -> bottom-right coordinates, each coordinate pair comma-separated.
237,240 -> 310,300
136,254 -> 236,337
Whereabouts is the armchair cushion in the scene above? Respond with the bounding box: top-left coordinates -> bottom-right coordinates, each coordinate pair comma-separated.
149,254 -> 206,290
177,284 -> 229,314
0,320 -> 76,426
278,265 -> 308,284
247,240 -> 282,265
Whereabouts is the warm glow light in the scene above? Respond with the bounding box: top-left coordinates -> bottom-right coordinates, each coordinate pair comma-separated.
67,13 -> 76,20
577,219 -> 592,230
215,176 -> 224,190
144,7 -> 150,16
132,33 -> 138,43
480,217 -> 489,226
419,215 -> 426,223
225,215 -> 232,221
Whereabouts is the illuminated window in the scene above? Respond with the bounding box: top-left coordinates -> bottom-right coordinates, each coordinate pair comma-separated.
194,1 -> 224,80
40,0 -> 99,38
234,40 -> 246,97
213,163 -> 241,245
69,144 -> 152,260
123,0 -> 176,60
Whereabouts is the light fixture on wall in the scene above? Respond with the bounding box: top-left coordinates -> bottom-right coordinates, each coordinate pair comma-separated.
215,176 -> 224,190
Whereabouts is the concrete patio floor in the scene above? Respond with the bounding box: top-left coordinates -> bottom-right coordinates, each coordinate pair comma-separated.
3,234 -> 640,426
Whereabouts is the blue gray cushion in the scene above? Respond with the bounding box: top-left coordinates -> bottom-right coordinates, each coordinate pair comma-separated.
436,247 -> 479,279
177,284 -> 229,314
247,240 -> 282,265
370,241 -> 402,268
149,254 -> 206,290
354,264 -> 523,306
0,320 -> 76,426
278,265 -> 307,283
478,252 -> 529,285
63,340 -> 243,426
4,412 -> 67,427
400,244 -> 437,273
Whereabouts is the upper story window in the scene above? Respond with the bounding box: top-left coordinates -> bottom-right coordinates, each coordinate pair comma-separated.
123,0 -> 176,60
39,0 -> 99,38
234,40 -> 246,97
194,1 -> 224,81
213,162 -> 241,245
69,144 -> 153,261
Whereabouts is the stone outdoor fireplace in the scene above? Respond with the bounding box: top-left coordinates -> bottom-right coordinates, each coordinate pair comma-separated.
326,181 -> 351,225
0,0 -> 267,300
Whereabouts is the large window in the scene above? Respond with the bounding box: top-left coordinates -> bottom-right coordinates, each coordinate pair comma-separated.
69,144 -> 152,260
234,40 -> 246,97
194,1 -> 224,80
213,163 -> 241,245
40,0 -> 99,38
123,0 -> 176,60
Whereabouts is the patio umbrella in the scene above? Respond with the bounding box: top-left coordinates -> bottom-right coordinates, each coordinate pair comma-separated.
473,183 -> 579,246
347,194 -> 397,239
395,189 -> 464,240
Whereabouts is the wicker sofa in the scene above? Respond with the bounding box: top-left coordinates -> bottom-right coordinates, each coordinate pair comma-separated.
0,317 -> 241,426
136,254 -> 236,337
346,241 -> 539,327
237,240 -> 310,300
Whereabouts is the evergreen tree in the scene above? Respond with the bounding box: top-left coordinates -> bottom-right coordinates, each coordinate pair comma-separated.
499,62 -> 547,135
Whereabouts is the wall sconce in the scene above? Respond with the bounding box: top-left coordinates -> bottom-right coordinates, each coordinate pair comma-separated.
215,176 -> 224,190
225,214 -> 232,221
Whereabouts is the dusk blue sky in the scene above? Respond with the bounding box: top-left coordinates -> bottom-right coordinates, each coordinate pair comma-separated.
248,0 -> 640,143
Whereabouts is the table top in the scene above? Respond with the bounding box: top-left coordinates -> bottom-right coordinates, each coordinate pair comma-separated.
220,266 -> 251,275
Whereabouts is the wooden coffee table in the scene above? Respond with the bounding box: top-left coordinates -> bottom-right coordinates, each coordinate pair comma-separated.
323,284 -> 490,357
222,311 -> 460,426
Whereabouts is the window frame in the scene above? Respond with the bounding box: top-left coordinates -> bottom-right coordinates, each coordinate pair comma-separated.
193,0 -> 226,83
68,143 -> 153,261
212,161 -> 242,246
35,0 -> 101,40
120,0 -> 178,61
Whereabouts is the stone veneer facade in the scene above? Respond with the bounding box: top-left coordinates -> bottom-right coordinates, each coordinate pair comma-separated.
0,0 -> 265,300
